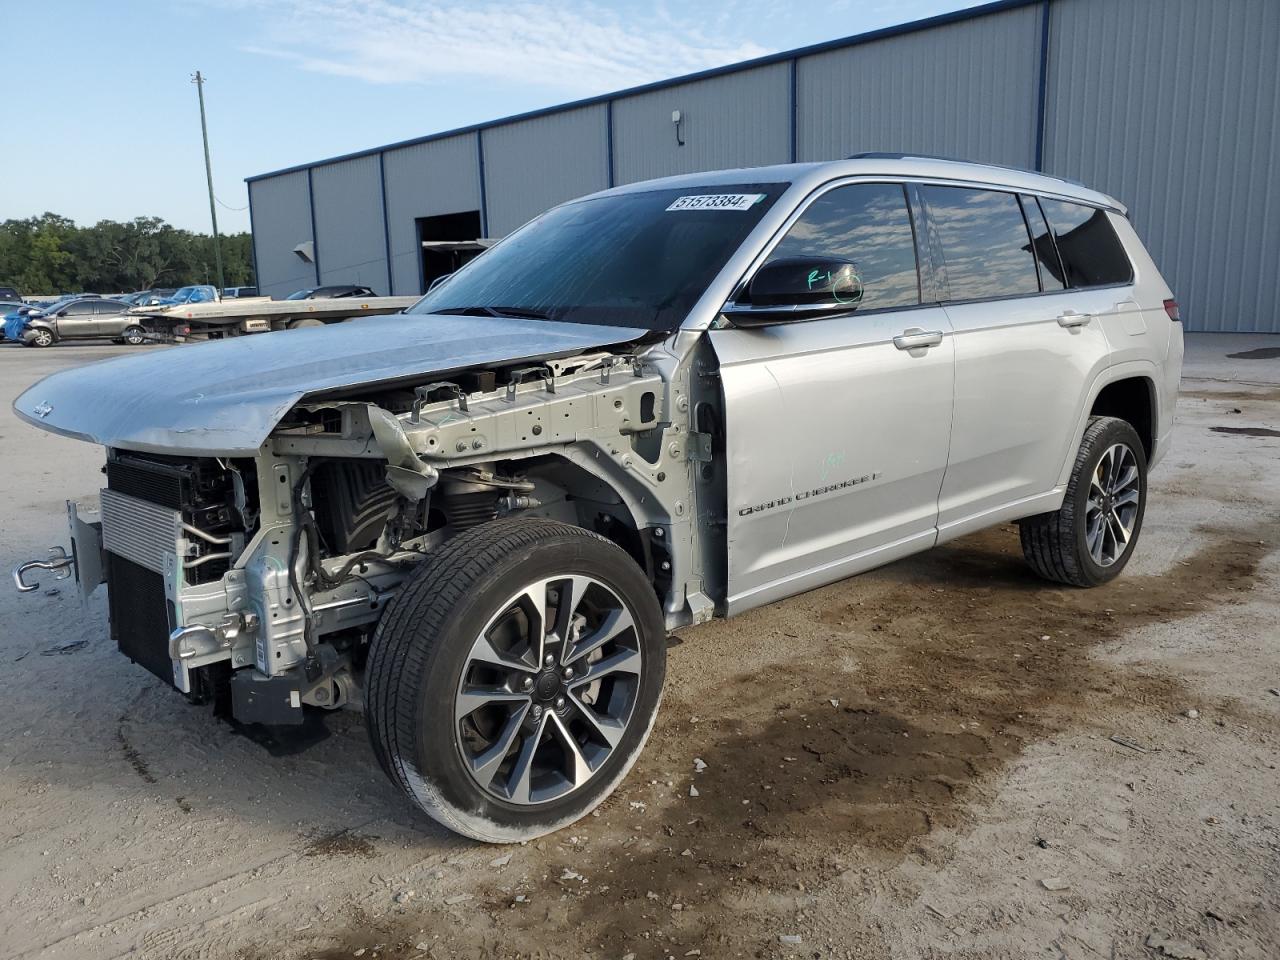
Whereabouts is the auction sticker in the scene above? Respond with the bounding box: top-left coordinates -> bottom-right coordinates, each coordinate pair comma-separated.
666,193 -> 766,211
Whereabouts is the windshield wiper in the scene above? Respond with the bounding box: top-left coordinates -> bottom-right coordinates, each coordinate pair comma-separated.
428,305 -> 552,320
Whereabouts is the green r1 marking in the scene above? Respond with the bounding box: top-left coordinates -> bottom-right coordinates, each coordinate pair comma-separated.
807,268 -> 822,289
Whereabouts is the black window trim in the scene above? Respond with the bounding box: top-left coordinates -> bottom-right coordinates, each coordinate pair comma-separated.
912,182 -> 1135,307
723,174 -> 1135,322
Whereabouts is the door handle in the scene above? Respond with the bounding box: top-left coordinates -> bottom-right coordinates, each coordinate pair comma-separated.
1056,310 -> 1092,328
893,328 -> 944,350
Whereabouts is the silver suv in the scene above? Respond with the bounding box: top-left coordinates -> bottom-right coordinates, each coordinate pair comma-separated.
13,156 -> 1182,842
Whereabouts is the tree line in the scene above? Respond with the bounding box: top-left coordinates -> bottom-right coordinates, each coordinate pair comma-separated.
0,213 -> 255,296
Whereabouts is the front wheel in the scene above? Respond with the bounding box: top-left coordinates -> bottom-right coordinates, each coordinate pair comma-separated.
365,519 -> 667,842
122,325 -> 147,346
30,328 -> 55,348
1019,416 -> 1147,587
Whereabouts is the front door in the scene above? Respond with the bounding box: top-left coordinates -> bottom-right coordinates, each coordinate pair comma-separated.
55,300 -> 97,337
709,181 -> 954,614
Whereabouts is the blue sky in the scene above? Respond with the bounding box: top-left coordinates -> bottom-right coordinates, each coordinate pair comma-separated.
2,0 -> 981,234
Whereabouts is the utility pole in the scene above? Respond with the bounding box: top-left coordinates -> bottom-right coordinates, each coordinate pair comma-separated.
191,70 -> 225,292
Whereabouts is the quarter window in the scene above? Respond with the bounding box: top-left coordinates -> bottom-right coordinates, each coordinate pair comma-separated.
922,186 -> 1041,301
764,183 -> 920,311
1038,198 -> 1133,287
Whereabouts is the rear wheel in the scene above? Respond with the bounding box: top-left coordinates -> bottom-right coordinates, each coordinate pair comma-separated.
365,519 -> 666,842
123,325 -> 146,346
1019,416 -> 1147,586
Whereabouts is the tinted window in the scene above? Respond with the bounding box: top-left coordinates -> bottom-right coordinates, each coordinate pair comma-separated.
923,186 -> 1040,301
63,301 -> 95,316
93,300 -> 125,314
1039,198 -> 1132,287
412,183 -> 785,331
1021,195 -> 1066,290
763,183 -> 919,311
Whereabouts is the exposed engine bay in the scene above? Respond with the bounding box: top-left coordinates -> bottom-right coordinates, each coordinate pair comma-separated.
87,342 -> 724,726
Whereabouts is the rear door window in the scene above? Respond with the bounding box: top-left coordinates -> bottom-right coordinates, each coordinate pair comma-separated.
922,186 -> 1041,301
764,182 -> 920,311
1038,198 -> 1133,287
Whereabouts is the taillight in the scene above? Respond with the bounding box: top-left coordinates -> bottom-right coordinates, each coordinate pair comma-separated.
1163,299 -> 1181,322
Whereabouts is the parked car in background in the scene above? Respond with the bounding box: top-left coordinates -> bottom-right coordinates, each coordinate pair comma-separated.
155,284 -> 219,306
0,285 -> 22,301
3,296 -> 80,341
283,284 -> 377,300
222,286 -> 259,299
16,296 -> 149,347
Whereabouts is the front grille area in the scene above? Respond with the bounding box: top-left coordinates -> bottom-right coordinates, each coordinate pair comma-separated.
107,553 -> 174,684
103,450 -> 249,687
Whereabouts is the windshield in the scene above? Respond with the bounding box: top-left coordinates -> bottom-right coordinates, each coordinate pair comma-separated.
408,183 -> 786,330
285,289 -> 314,300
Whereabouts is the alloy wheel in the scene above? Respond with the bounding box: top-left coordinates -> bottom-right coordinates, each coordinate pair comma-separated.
454,575 -> 643,805
1085,442 -> 1140,567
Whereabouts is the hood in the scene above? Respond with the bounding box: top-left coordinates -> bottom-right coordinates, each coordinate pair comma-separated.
14,312 -> 648,455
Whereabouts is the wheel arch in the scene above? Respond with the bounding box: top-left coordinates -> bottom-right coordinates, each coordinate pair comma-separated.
1056,361 -> 1159,489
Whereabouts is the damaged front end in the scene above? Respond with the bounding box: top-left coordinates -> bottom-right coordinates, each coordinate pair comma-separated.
16,342 -> 716,726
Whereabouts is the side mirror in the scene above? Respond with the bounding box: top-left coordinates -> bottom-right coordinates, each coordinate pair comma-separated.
722,256 -> 863,327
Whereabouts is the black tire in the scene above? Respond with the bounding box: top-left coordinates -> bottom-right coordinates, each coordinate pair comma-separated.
123,325 -> 147,346
30,328 -> 55,348
1019,416 -> 1147,587
288,317 -> 325,330
365,518 -> 666,842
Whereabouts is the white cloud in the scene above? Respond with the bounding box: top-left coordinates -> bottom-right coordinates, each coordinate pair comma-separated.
233,0 -> 775,97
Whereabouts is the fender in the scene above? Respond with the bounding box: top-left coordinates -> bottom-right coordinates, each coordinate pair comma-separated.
1055,359 -> 1160,489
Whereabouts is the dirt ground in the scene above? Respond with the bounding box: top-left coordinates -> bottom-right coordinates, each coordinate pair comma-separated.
1,334 -> 1277,960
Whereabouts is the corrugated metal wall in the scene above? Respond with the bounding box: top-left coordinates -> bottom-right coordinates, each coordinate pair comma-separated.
796,3 -> 1042,168
382,134 -> 482,295
611,63 -> 791,185
309,155 -> 388,294
250,0 -> 1279,332
1044,0 -> 1280,332
482,105 -> 610,237
247,171 -> 315,300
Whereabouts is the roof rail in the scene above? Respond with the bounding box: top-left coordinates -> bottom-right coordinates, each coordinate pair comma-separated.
845,152 -> 1085,188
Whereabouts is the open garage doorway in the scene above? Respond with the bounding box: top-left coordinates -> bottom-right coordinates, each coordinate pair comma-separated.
416,211 -> 484,292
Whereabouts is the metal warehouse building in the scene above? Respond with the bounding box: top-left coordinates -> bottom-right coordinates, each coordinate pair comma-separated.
246,0 -> 1279,333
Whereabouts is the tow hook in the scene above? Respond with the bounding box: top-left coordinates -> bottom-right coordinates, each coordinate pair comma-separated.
13,546 -> 75,594
169,611 -> 260,660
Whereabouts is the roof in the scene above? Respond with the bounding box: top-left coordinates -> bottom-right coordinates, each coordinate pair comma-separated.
246,0 -> 1041,184
583,157 -> 1126,213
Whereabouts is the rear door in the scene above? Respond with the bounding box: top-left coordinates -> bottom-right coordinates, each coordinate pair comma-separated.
919,185 -> 1114,539
710,181 -> 954,613
93,300 -> 132,336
